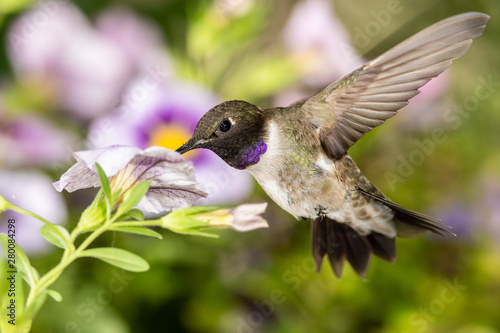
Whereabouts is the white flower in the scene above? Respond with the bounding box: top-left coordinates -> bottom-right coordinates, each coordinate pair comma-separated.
162,203 -> 269,235
194,203 -> 269,232
53,145 -> 207,213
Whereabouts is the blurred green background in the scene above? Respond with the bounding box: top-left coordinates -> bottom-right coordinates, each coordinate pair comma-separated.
1,0 -> 500,332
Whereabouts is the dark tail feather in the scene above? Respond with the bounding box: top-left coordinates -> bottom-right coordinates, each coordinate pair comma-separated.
340,224 -> 372,278
366,232 -> 396,263
312,217 -> 347,277
311,217 -> 396,278
358,189 -> 455,237
311,190 -> 452,278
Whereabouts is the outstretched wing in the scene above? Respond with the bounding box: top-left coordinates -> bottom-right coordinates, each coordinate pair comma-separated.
301,12 -> 489,159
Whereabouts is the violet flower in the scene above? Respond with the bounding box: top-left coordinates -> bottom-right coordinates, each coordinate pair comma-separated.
434,202 -> 473,240
275,0 -> 363,107
282,0 -> 361,84
7,3 -> 167,119
0,115 -> 77,167
0,170 -> 67,254
54,145 -> 207,213
88,80 -> 254,205
96,6 -> 171,71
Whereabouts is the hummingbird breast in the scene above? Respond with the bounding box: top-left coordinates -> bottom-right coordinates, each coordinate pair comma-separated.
246,117 -> 345,219
246,113 -> 396,238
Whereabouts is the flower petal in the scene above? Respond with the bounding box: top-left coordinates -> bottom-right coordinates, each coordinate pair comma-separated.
76,145 -> 142,176
134,147 -> 207,212
53,159 -> 100,192
196,203 -> 269,232
53,145 -> 141,192
54,145 -> 207,212
228,203 -> 269,232
143,182 -> 207,213
87,80 -> 254,206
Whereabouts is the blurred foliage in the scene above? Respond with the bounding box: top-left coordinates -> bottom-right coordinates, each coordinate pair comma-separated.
1,0 -> 500,332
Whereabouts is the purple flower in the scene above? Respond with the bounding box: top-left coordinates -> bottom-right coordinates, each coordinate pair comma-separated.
284,0 -> 361,82
96,6 -> 171,71
275,0 -> 363,106
436,203 -> 473,239
88,80 -> 254,205
0,170 -> 67,254
0,115 -> 77,167
7,3 -> 167,119
54,145 -> 208,213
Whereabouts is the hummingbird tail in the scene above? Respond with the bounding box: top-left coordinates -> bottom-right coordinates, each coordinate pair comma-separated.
311,217 -> 396,279
311,190 -> 456,278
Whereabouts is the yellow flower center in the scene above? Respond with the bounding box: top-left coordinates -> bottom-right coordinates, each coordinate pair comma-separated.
109,163 -> 140,206
148,123 -> 198,159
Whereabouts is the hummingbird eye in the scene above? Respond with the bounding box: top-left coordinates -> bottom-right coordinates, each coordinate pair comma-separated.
219,119 -> 232,133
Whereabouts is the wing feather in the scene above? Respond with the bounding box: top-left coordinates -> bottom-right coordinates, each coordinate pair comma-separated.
301,12 -> 489,158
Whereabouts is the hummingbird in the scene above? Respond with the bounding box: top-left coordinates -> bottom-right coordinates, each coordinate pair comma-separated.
176,12 -> 489,278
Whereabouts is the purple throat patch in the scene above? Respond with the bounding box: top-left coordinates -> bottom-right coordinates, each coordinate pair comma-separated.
235,140 -> 267,169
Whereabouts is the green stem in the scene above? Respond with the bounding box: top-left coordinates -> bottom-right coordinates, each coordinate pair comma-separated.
25,213 -> 115,309
25,252 -> 76,306
7,203 -> 75,252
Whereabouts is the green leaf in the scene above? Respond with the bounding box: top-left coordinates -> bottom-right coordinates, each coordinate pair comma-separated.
40,225 -> 70,249
109,225 -> 162,239
117,208 -> 145,221
80,247 -> 150,272
115,181 -> 151,218
95,163 -> 111,200
0,234 -> 38,287
46,289 -> 63,302
78,198 -> 106,232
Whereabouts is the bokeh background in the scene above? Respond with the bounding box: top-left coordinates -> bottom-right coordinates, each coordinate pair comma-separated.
1,0 -> 500,332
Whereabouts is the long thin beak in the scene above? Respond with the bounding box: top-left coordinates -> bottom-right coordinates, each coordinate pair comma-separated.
176,144 -> 192,155
176,139 -> 205,154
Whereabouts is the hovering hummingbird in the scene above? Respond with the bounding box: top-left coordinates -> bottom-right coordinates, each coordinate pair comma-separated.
177,12 -> 489,278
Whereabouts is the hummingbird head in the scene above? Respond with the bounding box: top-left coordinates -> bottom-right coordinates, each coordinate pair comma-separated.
176,100 -> 268,170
